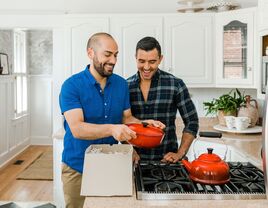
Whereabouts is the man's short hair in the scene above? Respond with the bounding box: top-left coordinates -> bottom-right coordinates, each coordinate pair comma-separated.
136,37 -> 161,57
86,32 -> 114,51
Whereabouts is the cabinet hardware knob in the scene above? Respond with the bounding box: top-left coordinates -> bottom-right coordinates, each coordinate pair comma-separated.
248,67 -> 252,71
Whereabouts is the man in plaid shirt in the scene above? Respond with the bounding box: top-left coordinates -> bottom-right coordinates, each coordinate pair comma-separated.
127,37 -> 199,163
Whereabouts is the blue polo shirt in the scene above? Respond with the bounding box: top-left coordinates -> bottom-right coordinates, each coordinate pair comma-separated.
59,65 -> 130,173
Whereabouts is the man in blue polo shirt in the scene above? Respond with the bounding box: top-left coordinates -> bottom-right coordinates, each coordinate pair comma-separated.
59,32 -> 164,208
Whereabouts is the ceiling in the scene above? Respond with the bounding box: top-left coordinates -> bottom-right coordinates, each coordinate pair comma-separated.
0,0 -> 258,14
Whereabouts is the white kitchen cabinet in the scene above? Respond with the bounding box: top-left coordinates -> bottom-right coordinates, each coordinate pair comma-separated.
110,16 -> 163,78
258,0 -> 268,31
215,8 -> 256,88
164,14 -> 214,87
64,16 -> 109,75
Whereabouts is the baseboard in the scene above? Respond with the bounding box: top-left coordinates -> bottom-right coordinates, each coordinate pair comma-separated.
0,139 -> 30,169
30,136 -> 53,145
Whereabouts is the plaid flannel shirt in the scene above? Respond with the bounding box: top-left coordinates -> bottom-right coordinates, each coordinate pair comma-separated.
127,69 -> 199,160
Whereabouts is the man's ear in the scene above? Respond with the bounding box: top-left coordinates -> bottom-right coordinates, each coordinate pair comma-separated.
159,55 -> 163,63
87,48 -> 94,59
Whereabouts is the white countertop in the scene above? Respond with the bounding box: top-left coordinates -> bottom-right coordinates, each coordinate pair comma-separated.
83,194 -> 268,208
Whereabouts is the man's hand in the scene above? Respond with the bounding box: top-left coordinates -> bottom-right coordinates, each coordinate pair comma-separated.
162,151 -> 185,163
143,119 -> 166,129
110,124 -> 137,142
132,149 -> 140,165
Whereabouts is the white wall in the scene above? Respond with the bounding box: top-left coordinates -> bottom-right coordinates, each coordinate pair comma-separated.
29,76 -> 52,144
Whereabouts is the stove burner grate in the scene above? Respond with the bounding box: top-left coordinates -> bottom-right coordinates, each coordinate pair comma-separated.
135,161 -> 266,196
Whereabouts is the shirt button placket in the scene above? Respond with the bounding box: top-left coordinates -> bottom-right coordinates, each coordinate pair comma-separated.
104,101 -> 108,119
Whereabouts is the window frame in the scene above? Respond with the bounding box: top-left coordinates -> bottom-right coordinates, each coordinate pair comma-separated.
13,30 -> 28,117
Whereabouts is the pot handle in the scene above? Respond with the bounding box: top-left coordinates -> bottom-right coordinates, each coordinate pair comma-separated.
141,121 -> 149,127
193,131 -> 228,160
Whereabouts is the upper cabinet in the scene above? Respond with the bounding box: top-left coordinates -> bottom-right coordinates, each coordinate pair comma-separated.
258,0 -> 268,31
63,10 -> 257,88
164,15 -> 213,87
64,16 -> 109,75
215,9 -> 256,88
110,16 -> 163,78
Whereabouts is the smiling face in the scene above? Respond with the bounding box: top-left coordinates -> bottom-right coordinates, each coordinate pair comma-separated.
136,48 -> 163,81
88,35 -> 118,78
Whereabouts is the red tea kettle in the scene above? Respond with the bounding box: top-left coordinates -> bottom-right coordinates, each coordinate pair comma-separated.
181,132 -> 230,185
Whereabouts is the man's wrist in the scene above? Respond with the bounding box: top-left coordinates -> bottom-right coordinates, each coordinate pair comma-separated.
177,149 -> 187,159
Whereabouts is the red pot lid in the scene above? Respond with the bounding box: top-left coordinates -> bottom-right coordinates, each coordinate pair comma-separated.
127,122 -> 164,137
197,148 -> 222,162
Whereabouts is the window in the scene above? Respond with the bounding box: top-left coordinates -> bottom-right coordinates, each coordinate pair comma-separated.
13,30 -> 27,116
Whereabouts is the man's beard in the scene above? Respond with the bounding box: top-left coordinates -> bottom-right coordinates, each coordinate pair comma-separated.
93,56 -> 114,78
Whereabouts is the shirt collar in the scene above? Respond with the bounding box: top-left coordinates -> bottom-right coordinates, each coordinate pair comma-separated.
84,65 -> 112,86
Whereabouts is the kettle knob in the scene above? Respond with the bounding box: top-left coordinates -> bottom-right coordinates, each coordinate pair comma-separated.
207,148 -> 213,154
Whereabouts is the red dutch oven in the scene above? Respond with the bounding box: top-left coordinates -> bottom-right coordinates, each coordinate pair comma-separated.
181,148 -> 230,185
126,122 -> 165,148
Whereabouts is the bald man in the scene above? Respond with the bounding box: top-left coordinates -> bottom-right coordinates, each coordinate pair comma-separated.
59,33 -> 164,208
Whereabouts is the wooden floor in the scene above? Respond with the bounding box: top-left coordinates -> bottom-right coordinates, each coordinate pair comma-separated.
0,145 -> 53,201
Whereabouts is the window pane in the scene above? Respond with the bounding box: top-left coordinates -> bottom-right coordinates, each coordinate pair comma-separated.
16,76 -> 22,114
21,35 -> 26,73
22,76 -> 27,112
13,31 -> 26,73
14,33 -> 20,73
223,20 -> 247,79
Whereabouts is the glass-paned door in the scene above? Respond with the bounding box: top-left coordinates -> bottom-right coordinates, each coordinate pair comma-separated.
223,20 -> 247,79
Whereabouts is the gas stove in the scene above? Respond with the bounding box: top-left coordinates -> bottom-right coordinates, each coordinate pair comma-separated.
134,161 -> 266,200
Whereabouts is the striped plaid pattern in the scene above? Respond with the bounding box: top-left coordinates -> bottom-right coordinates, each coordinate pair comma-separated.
127,69 -> 199,160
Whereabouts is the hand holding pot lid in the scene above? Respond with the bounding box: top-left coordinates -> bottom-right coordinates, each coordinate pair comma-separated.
110,124 -> 137,142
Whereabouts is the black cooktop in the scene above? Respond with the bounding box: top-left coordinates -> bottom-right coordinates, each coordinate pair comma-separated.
134,161 -> 266,195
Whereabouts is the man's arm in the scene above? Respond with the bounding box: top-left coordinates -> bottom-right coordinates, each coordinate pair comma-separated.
163,80 -> 198,163
64,108 -> 136,142
163,132 -> 194,163
177,132 -> 194,158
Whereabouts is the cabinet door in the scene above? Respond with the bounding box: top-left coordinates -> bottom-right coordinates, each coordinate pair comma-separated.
258,1 -> 268,31
65,17 -> 109,74
215,10 -> 255,87
110,16 -> 163,78
164,15 -> 213,87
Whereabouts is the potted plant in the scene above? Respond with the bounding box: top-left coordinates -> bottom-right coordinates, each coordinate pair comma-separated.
203,89 -> 246,126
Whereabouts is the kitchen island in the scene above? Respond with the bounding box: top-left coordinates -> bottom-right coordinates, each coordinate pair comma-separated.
83,195 -> 268,208
54,118 -> 266,208
83,118 -> 266,208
